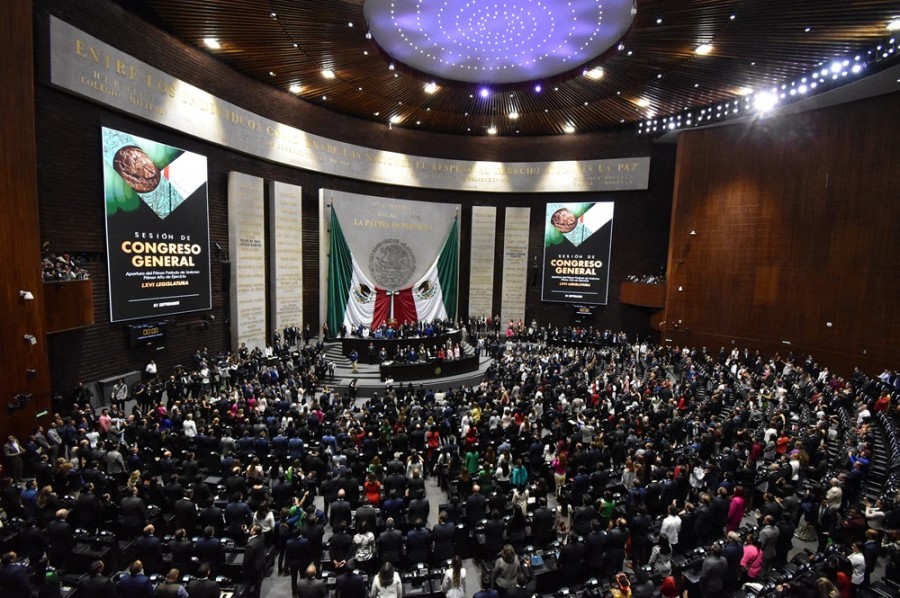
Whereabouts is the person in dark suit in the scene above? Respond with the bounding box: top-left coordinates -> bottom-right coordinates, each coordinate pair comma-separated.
531,498 -> 556,547
75,559 -> 117,598
172,494 -> 198,536
296,564 -> 328,598
432,512 -> 456,564
482,510 -> 506,559
198,497 -> 225,536
225,492 -> 252,543
286,527 -> 312,597
243,525 -> 267,598
334,562 -> 367,598
699,543 -> 728,596
0,552 -> 32,597
195,526 -> 226,575
377,518 -> 404,566
186,563 -> 221,598
134,524 -> 163,576
169,528 -> 195,575
330,490 -> 352,530
405,518 -> 432,565
355,503 -> 377,532
120,487 -> 148,538
116,560 -> 154,598
585,520 -> 608,579
466,484 -> 488,526
46,508 -> 74,570
17,517 -> 48,566
329,522 -> 355,564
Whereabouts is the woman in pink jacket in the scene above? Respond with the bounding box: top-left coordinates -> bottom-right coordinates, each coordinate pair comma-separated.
739,533 -> 763,580
726,485 -> 746,533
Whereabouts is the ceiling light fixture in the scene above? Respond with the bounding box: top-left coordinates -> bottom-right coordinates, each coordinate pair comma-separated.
888,18 -> 900,31
424,82 -> 438,94
563,124 -> 576,134
322,69 -> 335,79
203,38 -> 220,50
480,88 -> 490,98
585,67 -> 604,80
754,91 -> 779,113
487,126 -> 497,135
390,115 -> 402,124
736,87 -> 754,96
509,111 -> 519,120
289,83 -> 302,94
388,63 -> 395,70
636,98 -> 651,108
695,43 -> 713,56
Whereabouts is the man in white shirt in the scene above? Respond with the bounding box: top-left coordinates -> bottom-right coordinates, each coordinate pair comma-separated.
847,541 -> 866,591
660,505 -> 681,547
183,414 -> 197,438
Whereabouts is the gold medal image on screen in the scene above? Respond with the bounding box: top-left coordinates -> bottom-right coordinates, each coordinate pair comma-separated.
102,128 -> 206,219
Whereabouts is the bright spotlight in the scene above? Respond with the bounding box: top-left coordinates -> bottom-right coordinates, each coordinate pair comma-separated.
754,92 -> 778,113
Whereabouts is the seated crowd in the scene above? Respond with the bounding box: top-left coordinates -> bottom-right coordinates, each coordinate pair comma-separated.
0,324 -> 899,598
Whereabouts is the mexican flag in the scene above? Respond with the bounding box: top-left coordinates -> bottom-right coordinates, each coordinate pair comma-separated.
327,210 -> 458,331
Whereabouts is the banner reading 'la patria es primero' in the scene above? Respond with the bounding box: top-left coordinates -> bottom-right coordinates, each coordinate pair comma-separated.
102,127 -> 212,322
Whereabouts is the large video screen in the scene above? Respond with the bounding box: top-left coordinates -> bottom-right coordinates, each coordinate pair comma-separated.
541,202 -> 614,305
102,127 -> 211,322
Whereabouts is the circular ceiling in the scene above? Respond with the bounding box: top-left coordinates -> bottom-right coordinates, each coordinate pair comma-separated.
363,0 -> 637,84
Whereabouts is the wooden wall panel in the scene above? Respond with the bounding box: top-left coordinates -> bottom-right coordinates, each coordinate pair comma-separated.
664,92 -> 900,375
44,280 -> 94,332
0,0 -> 53,440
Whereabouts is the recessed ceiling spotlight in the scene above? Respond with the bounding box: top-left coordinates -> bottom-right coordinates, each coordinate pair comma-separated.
322,96 -> 327,100
203,38 -> 220,50
509,111 -> 519,120
618,43 -> 625,51
730,14 -> 736,20
656,18 -> 663,24
563,124 -> 576,134
322,69 -> 335,79
888,18 -> 900,31
374,112 -> 380,116
388,63 -> 395,70
585,67 -> 604,80
348,22 -> 353,28
695,44 -> 713,56
269,71 -> 276,77
627,50 -> 633,56
754,91 -> 778,113
636,98 -> 651,108
534,84 -> 542,93
480,88 -> 490,98
366,32 -> 372,39
390,115 -> 402,124
804,27 -> 811,32
270,12 -> 277,18
487,126 -> 497,135
289,83 -> 302,94
293,43 -> 298,48
737,87 -> 754,96
424,82 -> 438,94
